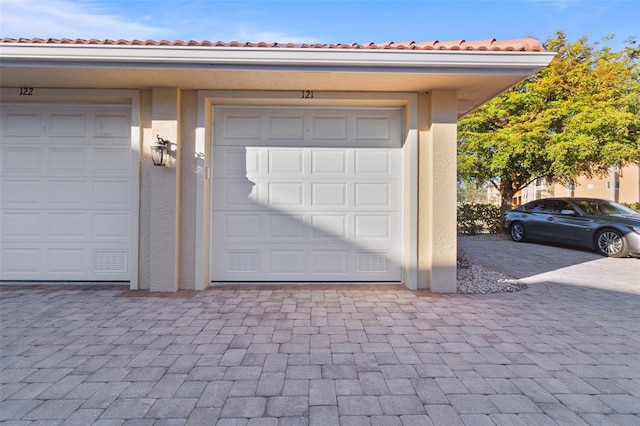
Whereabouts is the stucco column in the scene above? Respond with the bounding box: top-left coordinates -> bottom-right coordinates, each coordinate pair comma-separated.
418,90 -> 458,293
148,87 -> 181,292
178,90 -> 197,290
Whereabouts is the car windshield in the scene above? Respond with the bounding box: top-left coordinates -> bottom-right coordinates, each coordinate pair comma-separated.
573,200 -> 639,216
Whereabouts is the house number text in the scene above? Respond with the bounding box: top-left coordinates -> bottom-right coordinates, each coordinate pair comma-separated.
19,87 -> 34,96
301,90 -> 314,99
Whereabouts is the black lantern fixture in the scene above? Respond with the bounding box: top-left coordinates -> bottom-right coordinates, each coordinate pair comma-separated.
151,135 -> 169,166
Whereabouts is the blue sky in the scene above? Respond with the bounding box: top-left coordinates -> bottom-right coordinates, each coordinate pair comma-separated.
1,0 -> 638,50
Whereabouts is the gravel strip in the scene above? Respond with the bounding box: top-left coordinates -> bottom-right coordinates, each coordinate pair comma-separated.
457,235 -> 527,294
457,263 -> 527,294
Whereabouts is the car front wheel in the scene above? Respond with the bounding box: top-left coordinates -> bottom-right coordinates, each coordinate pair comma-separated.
510,222 -> 526,242
595,229 -> 629,258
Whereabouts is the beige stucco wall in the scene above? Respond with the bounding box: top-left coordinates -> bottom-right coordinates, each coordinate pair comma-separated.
138,88 -> 198,292
144,87 -> 181,292
137,90 -> 152,290
418,90 -> 458,293
620,165 -> 640,203
552,165 -> 640,204
179,91 -> 198,290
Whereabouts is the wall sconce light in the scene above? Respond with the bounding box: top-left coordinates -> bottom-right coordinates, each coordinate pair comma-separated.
151,135 -> 169,166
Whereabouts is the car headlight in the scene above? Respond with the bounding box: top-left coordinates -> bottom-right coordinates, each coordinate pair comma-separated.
632,226 -> 640,234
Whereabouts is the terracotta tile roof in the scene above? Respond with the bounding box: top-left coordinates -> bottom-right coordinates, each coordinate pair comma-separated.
0,37 -> 545,52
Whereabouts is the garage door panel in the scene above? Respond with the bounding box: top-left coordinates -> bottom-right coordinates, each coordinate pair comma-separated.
212,245 -> 401,281
48,213 -> 86,239
268,116 -> 305,139
215,107 -> 403,148
213,211 -> 310,242
49,113 -> 86,137
354,212 -> 402,241
311,183 -> 347,207
211,106 -> 403,282
354,183 -> 390,208
213,179 -> 260,208
215,179 -> 403,212
268,213 -> 305,239
1,248 -> 42,275
2,146 -> 42,174
312,250 -> 348,274
2,210 -> 128,243
268,149 -> 304,174
268,182 -> 304,208
2,112 -> 41,136
223,115 -> 262,140
310,116 -> 348,140
223,249 -> 260,274
93,248 -> 129,276
92,180 -> 130,208
47,248 -> 86,274
92,212 -> 130,240
93,148 -> 132,174
1,212 -> 42,239
354,150 -> 392,175
355,215 -> 391,240
0,105 -> 133,281
93,113 -> 131,138
1,243 -> 130,279
1,178 -> 42,207
214,147 -> 260,177
311,150 -> 347,175
269,249 -> 304,274
214,147 -> 402,181
310,214 -> 347,239
213,211 -> 264,242
48,147 -> 86,174
354,116 -> 394,140
356,250 -> 393,273
48,179 -> 89,207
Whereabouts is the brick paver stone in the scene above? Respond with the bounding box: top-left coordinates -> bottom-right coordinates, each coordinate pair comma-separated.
597,394 -> 640,414
265,396 -> 309,417
0,399 -> 43,421
146,397 -> 198,418
2,248 -> 640,425
309,405 -> 339,425
220,397 -> 266,418
309,379 -> 337,405
337,395 -> 383,416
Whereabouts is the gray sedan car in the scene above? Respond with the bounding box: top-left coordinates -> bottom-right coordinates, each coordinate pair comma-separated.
503,198 -> 640,258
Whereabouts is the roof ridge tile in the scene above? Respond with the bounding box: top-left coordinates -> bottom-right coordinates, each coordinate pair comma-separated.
0,37 -> 545,52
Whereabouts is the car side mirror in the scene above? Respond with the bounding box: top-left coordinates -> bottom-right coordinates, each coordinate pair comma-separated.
561,209 -> 577,216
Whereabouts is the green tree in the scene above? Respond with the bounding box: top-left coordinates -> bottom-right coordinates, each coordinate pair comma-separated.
457,31 -> 640,217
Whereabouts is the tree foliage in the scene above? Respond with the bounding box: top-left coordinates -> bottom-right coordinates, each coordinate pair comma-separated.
457,31 -> 640,214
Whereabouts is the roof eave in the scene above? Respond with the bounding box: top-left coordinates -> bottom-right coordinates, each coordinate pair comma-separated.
0,43 -> 556,74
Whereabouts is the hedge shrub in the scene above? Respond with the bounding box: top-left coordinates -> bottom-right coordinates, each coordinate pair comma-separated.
621,202 -> 640,212
457,203 -> 502,235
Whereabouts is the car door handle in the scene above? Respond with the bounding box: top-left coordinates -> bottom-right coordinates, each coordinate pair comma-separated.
547,217 -> 554,221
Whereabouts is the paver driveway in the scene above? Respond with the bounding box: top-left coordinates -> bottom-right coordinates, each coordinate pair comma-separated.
1,238 -> 639,425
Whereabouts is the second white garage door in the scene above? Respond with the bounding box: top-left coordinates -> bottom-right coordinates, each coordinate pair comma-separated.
211,106 -> 404,282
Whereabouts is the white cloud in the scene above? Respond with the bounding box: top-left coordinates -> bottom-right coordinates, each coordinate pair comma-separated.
233,26 -> 323,45
0,0 -> 328,44
0,0 -> 163,40
528,0 -> 583,10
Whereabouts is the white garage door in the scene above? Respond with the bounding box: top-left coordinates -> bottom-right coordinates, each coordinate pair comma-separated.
0,105 -> 135,281
211,106 -> 404,282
